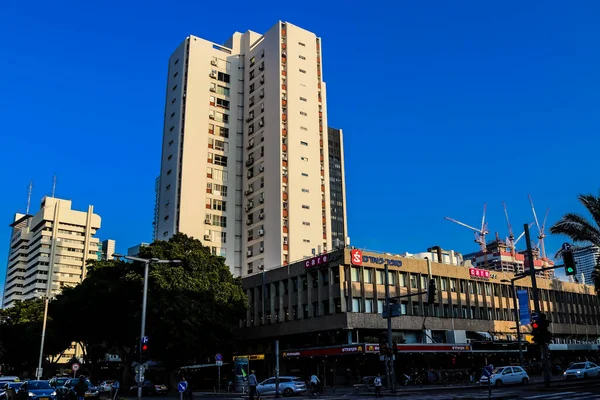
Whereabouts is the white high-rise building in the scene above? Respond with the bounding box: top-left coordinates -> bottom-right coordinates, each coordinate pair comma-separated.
572,245 -> 600,284
155,21 -> 342,277
101,239 -> 116,261
2,197 -> 102,308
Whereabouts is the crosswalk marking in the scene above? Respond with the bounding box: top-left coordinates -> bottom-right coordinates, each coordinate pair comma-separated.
523,392 -> 595,400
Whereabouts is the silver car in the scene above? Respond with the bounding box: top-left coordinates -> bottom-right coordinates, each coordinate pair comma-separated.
256,377 -> 307,397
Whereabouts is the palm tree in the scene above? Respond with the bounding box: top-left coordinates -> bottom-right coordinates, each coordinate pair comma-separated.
550,193 -> 600,288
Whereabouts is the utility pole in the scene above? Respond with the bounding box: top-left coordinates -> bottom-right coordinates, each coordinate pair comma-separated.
275,340 -> 280,398
525,224 -> 551,387
384,264 -> 396,393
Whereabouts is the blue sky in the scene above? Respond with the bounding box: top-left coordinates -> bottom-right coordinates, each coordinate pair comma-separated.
1,1 -> 599,292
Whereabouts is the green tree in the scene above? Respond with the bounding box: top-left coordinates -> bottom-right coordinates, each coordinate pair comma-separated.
50,233 -> 247,384
0,299 -> 71,375
550,193 -> 600,288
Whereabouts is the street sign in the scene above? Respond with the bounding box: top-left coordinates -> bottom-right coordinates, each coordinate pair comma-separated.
35,368 -> 43,378
381,303 -> 401,319
177,381 -> 188,393
562,243 -> 573,252
483,365 -> 494,377
531,312 -> 539,321
135,372 -> 145,384
72,363 -> 80,371
517,290 -> 530,326
135,365 -> 146,374
142,336 -> 149,344
215,353 -> 223,362
216,360 -> 223,366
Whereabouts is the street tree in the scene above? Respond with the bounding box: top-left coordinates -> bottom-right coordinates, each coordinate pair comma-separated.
49,233 -> 247,384
550,192 -> 600,290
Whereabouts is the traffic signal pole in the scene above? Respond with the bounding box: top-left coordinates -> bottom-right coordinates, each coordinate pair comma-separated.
384,264 -> 397,393
524,224 -> 551,387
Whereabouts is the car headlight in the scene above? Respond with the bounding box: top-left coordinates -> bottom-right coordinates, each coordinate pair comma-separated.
577,371 -> 581,374
563,372 -> 567,376
28,392 -> 36,397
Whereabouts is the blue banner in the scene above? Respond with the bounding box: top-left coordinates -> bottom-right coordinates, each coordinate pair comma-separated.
517,289 -> 530,326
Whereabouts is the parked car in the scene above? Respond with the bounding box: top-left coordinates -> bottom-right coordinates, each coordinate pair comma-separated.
97,381 -> 114,393
1,382 -> 23,400
479,366 -> 529,387
563,362 -> 600,379
16,380 -> 56,400
129,381 -> 168,396
0,378 -> 20,384
55,379 -> 99,400
256,377 -> 307,397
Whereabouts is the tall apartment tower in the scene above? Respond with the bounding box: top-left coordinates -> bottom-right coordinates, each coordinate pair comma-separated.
572,245 -> 600,284
101,239 -> 116,261
2,197 -> 101,308
327,127 -> 348,248
155,21 -> 338,276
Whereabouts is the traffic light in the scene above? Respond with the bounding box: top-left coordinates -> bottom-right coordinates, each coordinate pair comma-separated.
142,344 -> 148,352
531,313 -> 552,345
563,250 -> 577,276
427,279 -> 436,305
379,332 -> 390,356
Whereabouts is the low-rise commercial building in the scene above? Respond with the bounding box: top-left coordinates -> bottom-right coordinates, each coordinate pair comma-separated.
238,247 -> 600,383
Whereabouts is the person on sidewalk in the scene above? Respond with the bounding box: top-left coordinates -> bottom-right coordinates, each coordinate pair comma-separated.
247,370 -> 258,400
112,380 -> 120,400
309,374 -> 320,397
374,374 -> 382,398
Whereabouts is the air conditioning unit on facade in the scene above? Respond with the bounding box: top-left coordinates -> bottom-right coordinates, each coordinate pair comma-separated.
260,247 -> 264,253
259,165 -> 264,172
259,213 -> 265,220
205,219 -> 211,225
247,250 -> 253,256
204,234 -> 211,240
258,229 -> 264,236
211,59 -> 218,66
210,87 -> 216,92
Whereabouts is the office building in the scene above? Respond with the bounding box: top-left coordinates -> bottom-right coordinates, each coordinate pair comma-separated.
2,197 -> 101,308
155,21 -> 341,277
127,242 -> 150,257
573,245 -> 600,284
327,127 -> 347,248
237,247 -> 600,384
101,239 -> 116,261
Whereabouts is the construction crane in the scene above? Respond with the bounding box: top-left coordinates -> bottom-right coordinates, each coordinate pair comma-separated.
445,203 -> 489,267
528,194 -> 550,260
502,201 -> 515,255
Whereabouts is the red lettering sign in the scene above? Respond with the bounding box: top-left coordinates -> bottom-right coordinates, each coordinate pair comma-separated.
469,268 -> 490,279
351,249 -> 363,266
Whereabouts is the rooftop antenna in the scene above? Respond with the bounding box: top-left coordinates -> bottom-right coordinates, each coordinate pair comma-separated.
51,175 -> 57,197
444,203 -> 489,267
26,181 -> 33,214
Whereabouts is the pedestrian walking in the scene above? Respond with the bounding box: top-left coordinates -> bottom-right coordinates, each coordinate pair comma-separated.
112,380 -> 120,400
374,374 -> 382,398
74,376 -> 88,400
247,370 -> 258,400
309,374 -> 320,397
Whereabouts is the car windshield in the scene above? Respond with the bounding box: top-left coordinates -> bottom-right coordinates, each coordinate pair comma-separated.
56,379 -> 68,385
28,382 -> 52,390
570,363 -> 587,369
491,368 -> 504,374
9,383 -> 23,389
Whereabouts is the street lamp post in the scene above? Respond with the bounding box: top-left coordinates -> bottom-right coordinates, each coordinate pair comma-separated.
114,254 -> 181,400
501,278 -> 525,367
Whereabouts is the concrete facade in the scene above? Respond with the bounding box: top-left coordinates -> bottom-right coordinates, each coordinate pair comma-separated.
240,248 -> 600,344
155,22 -> 340,277
2,196 -> 101,308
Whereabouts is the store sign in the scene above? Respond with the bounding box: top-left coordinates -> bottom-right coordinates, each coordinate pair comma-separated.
362,256 -> 403,267
283,345 -> 364,358
396,344 -> 472,352
365,344 -> 380,353
234,354 -> 265,361
304,251 -> 343,269
351,249 -> 363,265
469,268 -> 491,279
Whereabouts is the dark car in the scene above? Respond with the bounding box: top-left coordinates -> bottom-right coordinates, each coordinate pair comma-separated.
55,379 -> 99,400
1,382 -> 23,400
48,379 -> 69,390
16,381 -> 56,400
129,381 -> 168,396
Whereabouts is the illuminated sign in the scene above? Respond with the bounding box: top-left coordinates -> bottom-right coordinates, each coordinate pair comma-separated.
304,254 -> 329,269
234,354 -> 265,361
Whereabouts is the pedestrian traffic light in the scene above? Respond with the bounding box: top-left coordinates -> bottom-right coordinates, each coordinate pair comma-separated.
427,279 -> 436,305
563,250 -> 577,276
379,332 -> 389,356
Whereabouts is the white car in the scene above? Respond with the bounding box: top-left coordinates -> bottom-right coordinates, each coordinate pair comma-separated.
563,362 -> 600,379
98,381 -> 115,393
480,366 -> 529,387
